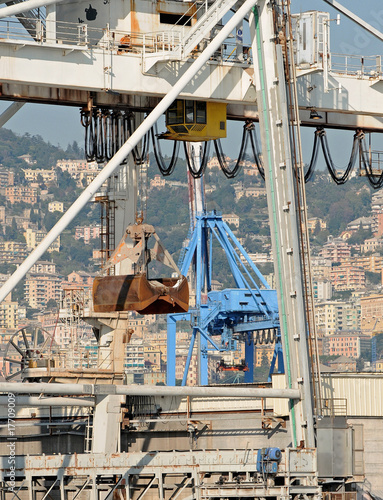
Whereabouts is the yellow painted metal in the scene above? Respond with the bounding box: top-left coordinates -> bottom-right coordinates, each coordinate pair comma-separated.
163,100 -> 227,141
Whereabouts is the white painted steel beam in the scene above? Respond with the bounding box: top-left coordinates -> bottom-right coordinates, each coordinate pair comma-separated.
0,381 -> 301,399
0,0 -> 259,305
322,0 -> 383,43
1,46 -> 383,129
0,395 -> 95,406
0,101 -> 24,127
0,0 -> 65,19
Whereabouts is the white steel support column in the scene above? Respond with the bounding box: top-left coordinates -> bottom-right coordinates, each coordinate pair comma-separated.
249,1 -> 315,448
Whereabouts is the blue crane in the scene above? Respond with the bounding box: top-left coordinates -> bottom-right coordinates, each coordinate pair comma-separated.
166,210 -> 283,385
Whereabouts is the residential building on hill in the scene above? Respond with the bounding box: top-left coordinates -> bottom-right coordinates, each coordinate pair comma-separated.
324,332 -> 370,358
313,280 -> 332,301
307,217 -> 327,233
48,201 -> 64,213
0,169 -> 14,188
330,263 -> 366,291
5,186 -> 37,204
319,237 -> 351,262
315,300 -> 361,336
346,216 -> 374,232
0,241 -> 29,263
327,355 -> 357,372
0,294 -> 19,329
361,237 -> 383,254
24,228 -> 60,253
74,225 -> 101,244
150,175 -> 166,189
22,168 -> 56,183
352,254 -> 383,273
24,273 -> 62,308
222,214 -> 239,228
360,294 -> 383,335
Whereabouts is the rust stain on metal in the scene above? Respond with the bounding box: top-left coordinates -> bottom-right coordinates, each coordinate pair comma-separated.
93,274 -> 189,314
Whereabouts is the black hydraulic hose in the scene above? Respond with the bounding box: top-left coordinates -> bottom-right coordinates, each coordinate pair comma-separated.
151,124 -> 180,176
85,114 -> 96,162
359,134 -> 383,189
318,127 -> 358,185
184,141 -> 210,179
95,110 -> 105,163
126,113 -> 148,164
104,112 -> 113,161
214,123 -> 248,178
303,129 -> 320,183
183,141 -> 210,178
248,125 -> 265,180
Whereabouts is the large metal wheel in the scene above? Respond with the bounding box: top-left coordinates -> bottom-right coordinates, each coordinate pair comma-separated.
3,325 -> 57,381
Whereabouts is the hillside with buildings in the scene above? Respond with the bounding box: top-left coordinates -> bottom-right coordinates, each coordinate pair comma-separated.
1,129 -> 383,383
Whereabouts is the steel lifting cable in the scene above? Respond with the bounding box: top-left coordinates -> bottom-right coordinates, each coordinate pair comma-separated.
183,141 -> 210,178
317,127 -> 359,185
358,131 -> 383,189
151,122 -> 180,176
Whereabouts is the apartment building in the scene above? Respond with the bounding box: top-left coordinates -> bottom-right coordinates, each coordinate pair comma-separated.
324,332 -> 370,359
30,261 -> 56,274
315,301 -> 361,336
150,175 -> 166,189
352,254 -> 383,273
223,214 -> 240,228
307,217 -> 327,233
56,159 -> 88,173
0,298 -> 18,329
0,241 -> 29,263
24,273 -> 62,308
5,186 -> 38,204
360,294 -> 383,334
311,257 -> 333,281
330,263 -> 366,291
320,237 -> 351,262
74,225 -> 101,244
361,237 -> 383,254
24,228 -> 60,253
313,280 -> 332,301
0,169 -> 14,188
23,168 -> 56,183
48,201 -> 64,213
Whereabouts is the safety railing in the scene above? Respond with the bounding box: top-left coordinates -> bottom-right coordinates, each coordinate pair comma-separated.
0,16 -> 252,64
321,397 -> 347,417
330,53 -> 383,79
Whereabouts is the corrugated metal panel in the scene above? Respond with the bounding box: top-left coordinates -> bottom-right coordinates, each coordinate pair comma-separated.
322,374 -> 383,417
271,374 -> 290,416
272,373 -> 383,417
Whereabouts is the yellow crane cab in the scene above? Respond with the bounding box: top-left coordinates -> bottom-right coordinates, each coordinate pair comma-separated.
162,100 -> 227,141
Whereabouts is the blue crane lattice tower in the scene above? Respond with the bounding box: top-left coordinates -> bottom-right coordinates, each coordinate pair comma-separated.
166,211 -> 283,386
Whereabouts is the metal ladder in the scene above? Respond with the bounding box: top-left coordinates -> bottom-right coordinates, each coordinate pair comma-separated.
84,410 -> 93,453
143,0 -> 240,72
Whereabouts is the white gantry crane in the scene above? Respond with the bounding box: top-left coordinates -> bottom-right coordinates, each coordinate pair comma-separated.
0,0 -> 382,497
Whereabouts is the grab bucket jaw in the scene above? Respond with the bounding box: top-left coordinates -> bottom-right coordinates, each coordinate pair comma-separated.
92,220 -> 189,315
93,273 -> 189,314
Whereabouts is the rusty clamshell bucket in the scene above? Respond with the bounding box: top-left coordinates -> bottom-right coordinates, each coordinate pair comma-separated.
93,274 -> 189,314
92,221 -> 189,315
